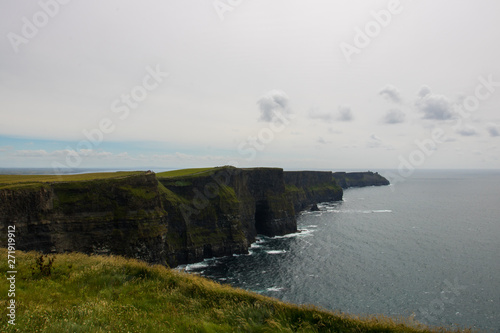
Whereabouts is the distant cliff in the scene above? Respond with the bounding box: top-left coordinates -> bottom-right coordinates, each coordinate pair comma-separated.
0,167 -> 387,267
283,171 -> 343,212
332,171 -> 390,188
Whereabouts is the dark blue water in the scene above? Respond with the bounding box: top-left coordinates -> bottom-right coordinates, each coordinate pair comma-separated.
182,170 -> 500,332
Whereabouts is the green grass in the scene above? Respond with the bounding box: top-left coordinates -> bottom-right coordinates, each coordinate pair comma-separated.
0,249 -> 471,333
0,172 -> 144,189
156,168 -> 216,179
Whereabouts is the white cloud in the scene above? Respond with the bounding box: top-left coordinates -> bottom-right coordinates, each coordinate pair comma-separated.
366,134 -> 394,150
116,152 -> 133,159
487,123 -> 499,137
14,149 -> 49,157
316,136 -> 331,144
308,107 -> 334,122
257,90 -> 292,122
383,109 -> 405,124
415,87 -> 455,120
367,134 -> 382,148
456,126 -> 478,137
328,127 -> 341,134
338,105 -> 353,122
152,152 -> 227,162
13,149 -> 126,159
379,85 -> 402,104
417,85 -> 431,98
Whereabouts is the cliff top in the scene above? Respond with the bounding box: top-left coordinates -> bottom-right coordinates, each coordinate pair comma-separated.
156,167 -> 217,179
0,167 -> 390,190
0,171 -> 145,189
155,166 -> 282,179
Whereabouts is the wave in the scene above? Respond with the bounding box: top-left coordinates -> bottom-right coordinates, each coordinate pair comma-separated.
265,250 -> 287,255
325,209 -> 392,214
271,229 -> 315,239
183,260 -> 213,271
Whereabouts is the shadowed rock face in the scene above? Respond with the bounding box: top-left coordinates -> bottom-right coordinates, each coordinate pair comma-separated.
0,173 -> 168,263
0,167 -> 387,267
283,171 -> 343,212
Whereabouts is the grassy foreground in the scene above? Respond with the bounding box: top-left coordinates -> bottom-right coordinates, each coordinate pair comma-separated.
0,250 -> 469,333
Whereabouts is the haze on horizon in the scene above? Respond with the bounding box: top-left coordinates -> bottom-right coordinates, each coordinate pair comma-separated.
1,0 -> 500,172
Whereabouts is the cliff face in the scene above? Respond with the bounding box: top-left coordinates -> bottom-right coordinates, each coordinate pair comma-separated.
0,173 -> 168,263
0,168 -> 386,267
157,167 -> 300,266
283,171 -> 343,212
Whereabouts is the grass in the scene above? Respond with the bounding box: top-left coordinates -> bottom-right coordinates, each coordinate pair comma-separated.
0,249 -> 472,333
0,172 -> 144,189
156,168 -> 216,179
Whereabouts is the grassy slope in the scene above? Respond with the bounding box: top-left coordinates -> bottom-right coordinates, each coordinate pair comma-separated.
0,172 -> 144,189
0,250 -> 467,333
156,168 -> 216,179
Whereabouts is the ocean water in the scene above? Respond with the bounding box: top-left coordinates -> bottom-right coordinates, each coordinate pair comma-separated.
183,170 -> 500,332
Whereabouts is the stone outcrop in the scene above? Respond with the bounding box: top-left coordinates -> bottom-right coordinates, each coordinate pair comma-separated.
0,167 -> 388,267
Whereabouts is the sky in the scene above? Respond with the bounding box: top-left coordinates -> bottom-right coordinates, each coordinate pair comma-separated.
1,0 -> 500,172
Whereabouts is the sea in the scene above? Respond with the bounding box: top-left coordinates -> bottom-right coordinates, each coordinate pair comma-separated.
182,170 -> 500,332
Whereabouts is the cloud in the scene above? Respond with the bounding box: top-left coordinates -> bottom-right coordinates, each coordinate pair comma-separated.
309,105 -> 353,122
257,90 -> 292,122
152,152 -> 227,163
14,149 -> 49,157
115,152 -> 133,159
417,85 -> 431,98
13,149 -> 126,159
379,84 -> 402,103
383,109 -> 405,124
367,134 -> 382,148
366,134 -> 394,150
308,107 -> 334,122
77,149 -> 113,158
487,123 -> 500,137
328,127 -> 341,134
316,136 -> 331,144
415,87 -> 455,120
456,125 -> 478,136
338,105 -> 353,122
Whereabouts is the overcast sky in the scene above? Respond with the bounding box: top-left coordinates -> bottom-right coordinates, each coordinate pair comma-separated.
1,0 -> 500,172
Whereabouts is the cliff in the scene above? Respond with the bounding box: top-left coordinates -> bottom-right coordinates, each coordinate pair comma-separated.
283,171 -> 343,212
0,167 -> 386,267
0,172 -> 168,263
332,171 -> 390,188
156,167 -> 298,266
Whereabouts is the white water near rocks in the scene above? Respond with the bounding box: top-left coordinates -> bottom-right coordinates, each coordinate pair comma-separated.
185,170 -> 500,332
